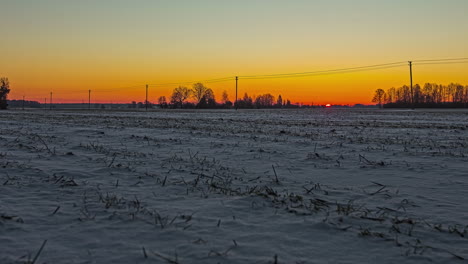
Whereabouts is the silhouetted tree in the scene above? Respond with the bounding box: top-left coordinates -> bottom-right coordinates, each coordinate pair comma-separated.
276,95 -> 283,108
235,93 -> 254,108
205,88 -> 215,101
255,94 -> 275,108
195,88 -> 216,108
192,83 -> 209,104
372,89 -> 386,108
385,87 -> 396,104
451,83 -> 465,103
411,84 -> 422,104
243,93 -> 253,105
170,86 -> 191,108
0,77 -> 11,110
158,96 -> 168,108
221,90 -> 229,104
220,90 -> 232,108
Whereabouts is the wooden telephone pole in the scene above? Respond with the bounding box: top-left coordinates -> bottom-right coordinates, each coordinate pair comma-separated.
409,61 -> 414,108
145,84 -> 148,111
88,90 -> 91,110
235,76 -> 238,110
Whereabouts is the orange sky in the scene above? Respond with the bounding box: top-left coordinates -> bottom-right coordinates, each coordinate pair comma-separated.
7,62 -> 467,105
2,1 -> 468,105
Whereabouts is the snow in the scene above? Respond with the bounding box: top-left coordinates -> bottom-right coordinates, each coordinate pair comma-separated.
1,108 -> 467,263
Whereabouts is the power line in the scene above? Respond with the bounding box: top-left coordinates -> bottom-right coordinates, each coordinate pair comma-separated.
241,64 -> 407,80
413,57 -> 468,63
74,58 -> 468,91
239,61 -> 407,79
49,84 -> 147,95
55,90 -> 91,95
148,77 -> 234,87
97,84 -> 146,92
144,61 -> 410,86
414,61 -> 468,66
203,78 -> 236,84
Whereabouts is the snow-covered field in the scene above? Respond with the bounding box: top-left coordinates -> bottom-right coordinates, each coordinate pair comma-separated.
1,108 -> 467,263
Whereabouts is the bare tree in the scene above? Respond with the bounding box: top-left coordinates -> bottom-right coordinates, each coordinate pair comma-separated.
413,84 -> 421,104
465,85 -> 468,107
170,86 -> 191,107
276,94 -> 283,108
192,83 -> 209,104
197,88 -> 216,108
158,96 -> 167,108
242,93 -> 253,107
221,90 -> 229,103
204,88 -> 215,101
255,94 -> 275,108
235,93 -> 253,108
372,88 -> 386,108
0,77 -> 10,110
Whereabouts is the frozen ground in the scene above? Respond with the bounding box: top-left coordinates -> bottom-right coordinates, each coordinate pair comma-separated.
0,108 -> 467,263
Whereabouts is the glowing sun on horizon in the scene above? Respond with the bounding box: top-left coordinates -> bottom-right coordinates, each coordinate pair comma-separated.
325,104 -> 331,107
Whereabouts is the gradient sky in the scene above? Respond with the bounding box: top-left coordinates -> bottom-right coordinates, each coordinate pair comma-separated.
2,0 -> 468,104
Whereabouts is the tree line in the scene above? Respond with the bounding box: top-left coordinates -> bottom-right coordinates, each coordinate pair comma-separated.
372,83 -> 468,108
0,77 -> 10,109
156,82 -> 299,109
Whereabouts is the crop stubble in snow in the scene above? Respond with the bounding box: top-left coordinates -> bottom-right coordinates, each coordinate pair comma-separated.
0,109 -> 467,263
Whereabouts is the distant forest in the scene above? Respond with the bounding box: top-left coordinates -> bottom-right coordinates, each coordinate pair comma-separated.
7,100 -> 41,108
372,83 -> 468,108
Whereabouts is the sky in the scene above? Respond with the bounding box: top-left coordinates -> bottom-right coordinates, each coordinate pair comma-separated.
1,0 -> 468,105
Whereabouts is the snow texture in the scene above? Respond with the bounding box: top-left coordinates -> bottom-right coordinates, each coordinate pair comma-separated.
1,109 -> 467,263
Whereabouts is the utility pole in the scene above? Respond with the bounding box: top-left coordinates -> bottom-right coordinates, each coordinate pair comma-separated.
145,84 -> 148,111
88,90 -> 91,110
235,76 -> 238,110
50,92 -> 53,110
22,96 -> 25,110
409,61 -> 414,109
